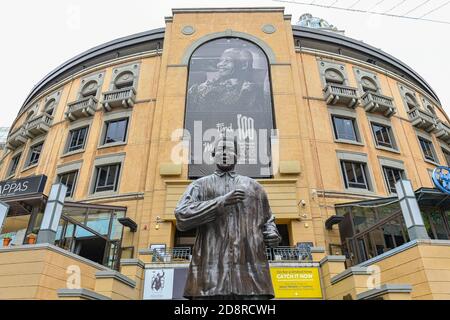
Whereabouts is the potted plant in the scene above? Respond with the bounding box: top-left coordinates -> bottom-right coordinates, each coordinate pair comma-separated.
2,233 -> 12,247
27,233 -> 37,245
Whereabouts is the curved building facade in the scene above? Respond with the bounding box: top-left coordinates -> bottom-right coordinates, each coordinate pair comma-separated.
1,7 -> 450,300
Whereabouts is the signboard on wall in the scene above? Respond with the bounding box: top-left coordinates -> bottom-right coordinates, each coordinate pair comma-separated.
143,268 -> 174,300
270,267 -> 323,299
0,175 -> 47,200
185,37 -> 275,178
432,166 -> 450,194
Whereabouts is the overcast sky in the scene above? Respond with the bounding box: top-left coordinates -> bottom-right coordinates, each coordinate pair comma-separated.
1,0 -> 449,127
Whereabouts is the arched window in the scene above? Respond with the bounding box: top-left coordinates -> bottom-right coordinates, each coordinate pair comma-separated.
185,37 -> 275,178
361,77 -> 378,93
81,80 -> 99,98
324,68 -> 345,85
114,71 -> 134,90
405,93 -> 418,110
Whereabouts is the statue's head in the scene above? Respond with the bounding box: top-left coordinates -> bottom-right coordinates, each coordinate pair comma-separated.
212,136 -> 238,171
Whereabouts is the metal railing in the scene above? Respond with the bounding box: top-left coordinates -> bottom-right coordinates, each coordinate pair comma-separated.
266,246 -> 313,262
67,96 -> 98,114
151,247 -> 192,263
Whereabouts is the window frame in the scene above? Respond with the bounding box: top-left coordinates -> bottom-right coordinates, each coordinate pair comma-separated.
98,111 -> 132,149
58,170 -> 79,198
332,115 -> 359,143
382,166 -> 405,194
329,108 -> 364,146
341,160 -> 371,190
26,142 -> 44,168
8,153 -> 22,177
88,153 -> 126,197
102,118 -> 129,146
337,151 -> 375,194
67,126 -> 89,153
418,135 -> 438,164
93,163 -> 121,194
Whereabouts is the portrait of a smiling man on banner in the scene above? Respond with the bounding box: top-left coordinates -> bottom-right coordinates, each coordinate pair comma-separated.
185,37 -> 275,179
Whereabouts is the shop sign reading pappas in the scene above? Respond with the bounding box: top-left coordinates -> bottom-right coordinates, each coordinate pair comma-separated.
0,175 -> 47,199
270,267 -> 323,299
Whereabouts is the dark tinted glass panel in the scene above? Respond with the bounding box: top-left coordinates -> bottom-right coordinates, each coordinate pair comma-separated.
333,116 -> 357,141
383,167 -> 404,194
104,119 -> 128,144
9,154 -> 21,175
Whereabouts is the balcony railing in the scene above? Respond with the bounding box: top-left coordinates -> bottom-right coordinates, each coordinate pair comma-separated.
102,87 -> 136,112
361,91 -> 396,117
65,96 -> 97,121
25,114 -> 53,139
435,120 -> 450,144
5,126 -> 27,150
407,107 -> 437,133
323,83 -> 359,109
266,246 -> 313,262
150,247 -> 192,263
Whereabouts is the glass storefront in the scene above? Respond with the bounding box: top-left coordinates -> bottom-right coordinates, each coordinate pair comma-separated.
338,189 -> 450,265
1,199 -> 127,270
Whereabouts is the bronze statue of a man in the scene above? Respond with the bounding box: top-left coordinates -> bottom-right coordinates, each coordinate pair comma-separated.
175,137 -> 281,299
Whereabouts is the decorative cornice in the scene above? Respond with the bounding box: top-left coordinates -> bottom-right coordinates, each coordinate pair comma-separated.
172,7 -> 285,14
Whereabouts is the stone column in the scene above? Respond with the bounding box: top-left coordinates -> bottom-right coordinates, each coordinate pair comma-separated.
395,179 -> 429,240
0,201 -> 9,233
37,183 -> 67,244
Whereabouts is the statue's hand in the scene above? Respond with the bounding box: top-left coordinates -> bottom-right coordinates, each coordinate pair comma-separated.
263,230 -> 280,248
222,189 -> 246,206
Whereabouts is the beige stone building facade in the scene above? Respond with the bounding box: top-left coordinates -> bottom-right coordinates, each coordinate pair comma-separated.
0,8 -> 449,300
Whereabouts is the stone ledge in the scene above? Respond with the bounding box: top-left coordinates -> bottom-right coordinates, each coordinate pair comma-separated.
330,267 -> 372,285
57,288 -> 111,300
95,270 -> 136,288
319,255 -> 346,266
357,284 -> 412,300
120,259 -> 145,269
311,246 -> 325,253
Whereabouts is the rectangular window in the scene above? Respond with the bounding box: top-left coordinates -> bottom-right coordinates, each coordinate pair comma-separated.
67,127 -> 88,152
332,116 -> 358,142
58,171 -> 78,198
383,166 -> 405,194
341,160 -> 370,190
372,123 -> 394,149
94,164 -> 121,193
28,143 -> 43,166
418,137 -> 436,162
442,148 -> 450,166
8,154 -> 21,176
103,118 -> 128,145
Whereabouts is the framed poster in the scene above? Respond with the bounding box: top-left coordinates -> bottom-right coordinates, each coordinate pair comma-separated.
143,268 -> 174,300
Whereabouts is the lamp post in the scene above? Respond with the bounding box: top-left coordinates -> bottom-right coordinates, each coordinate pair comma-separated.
37,183 -> 67,244
395,179 -> 429,240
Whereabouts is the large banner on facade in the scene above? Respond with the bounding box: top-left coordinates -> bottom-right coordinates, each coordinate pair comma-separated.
185,37 -> 274,178
270,267 -> 323,299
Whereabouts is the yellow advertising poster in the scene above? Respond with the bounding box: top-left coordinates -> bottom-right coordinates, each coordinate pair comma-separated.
270,267 -> 323,299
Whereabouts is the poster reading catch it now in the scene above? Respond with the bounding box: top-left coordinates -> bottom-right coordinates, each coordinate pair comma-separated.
270,267 -> 323,299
